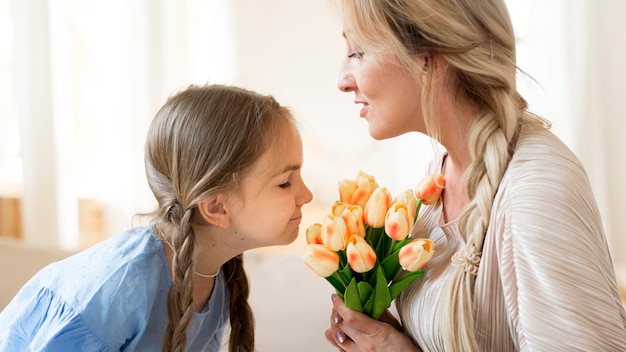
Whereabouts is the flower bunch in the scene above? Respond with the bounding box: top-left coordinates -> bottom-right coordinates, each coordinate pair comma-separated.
301,171 -> 444,319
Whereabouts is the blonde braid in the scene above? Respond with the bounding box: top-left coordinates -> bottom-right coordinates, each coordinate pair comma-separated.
440,96 -> 518,351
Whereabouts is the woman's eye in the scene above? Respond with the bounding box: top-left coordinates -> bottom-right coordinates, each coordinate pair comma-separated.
279,182 -> 292,189
348,52 -> 363,59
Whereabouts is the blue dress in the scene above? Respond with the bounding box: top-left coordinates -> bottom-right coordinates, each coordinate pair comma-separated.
0,226 -> 230,351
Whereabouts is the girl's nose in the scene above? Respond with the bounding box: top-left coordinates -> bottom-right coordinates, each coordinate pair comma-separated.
298,181 -> 313,206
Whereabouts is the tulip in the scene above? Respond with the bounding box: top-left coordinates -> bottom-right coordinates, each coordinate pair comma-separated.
346,235 -> 377,273
339,204 -> 366,238
414,173 -> 445,205
338,179 -> 358,204
351,173 -> 379,208
331,201 -> 349,217
301,244 -> 340,277
322,214 -> 349,251
393,189 -> 418,221
385,203 -> 412,241
364,187 -> 392,228
398,239 -> 435,272
306,223 -> 323,245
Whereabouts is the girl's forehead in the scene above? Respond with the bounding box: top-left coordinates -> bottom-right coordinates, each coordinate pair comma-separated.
248,126 -> 303,177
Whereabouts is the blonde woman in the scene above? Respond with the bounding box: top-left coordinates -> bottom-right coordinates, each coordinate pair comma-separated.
325,1 -> 626,351
0,84 -> 313,351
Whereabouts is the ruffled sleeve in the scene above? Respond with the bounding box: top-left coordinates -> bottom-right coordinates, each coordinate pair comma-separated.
0,287 -> 115,352
490,129 -> 626,351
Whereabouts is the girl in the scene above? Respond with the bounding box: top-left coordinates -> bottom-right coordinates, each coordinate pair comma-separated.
325,0 -> 626,351
0,84 -> 313,351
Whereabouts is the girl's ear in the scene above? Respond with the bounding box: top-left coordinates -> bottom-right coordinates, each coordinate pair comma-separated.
197,194 -> 230,228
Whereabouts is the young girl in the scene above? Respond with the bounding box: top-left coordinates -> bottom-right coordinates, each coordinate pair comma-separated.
324,0 -> 626,351
0,84 -> 313,351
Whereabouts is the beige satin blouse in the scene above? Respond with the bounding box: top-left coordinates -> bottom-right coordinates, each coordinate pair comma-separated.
397,126 -> 626,351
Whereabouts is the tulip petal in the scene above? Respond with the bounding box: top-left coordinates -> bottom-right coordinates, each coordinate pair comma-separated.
301,244 -> 340,277
415,173 -> 445,205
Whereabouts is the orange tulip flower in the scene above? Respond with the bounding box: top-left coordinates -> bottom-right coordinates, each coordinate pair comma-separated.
346,235 -> 377,273
338,179 -> 358,205
385,203 -> 413,241
414,173 -> 445,205
301,244 -> 340,277
339,171 -> 379,208
306,223 -> 323,245
339,204 -> 366,238
322,214 -> 349,251
398,238 -> 435,272
393,189 -> 418,221
364,187 -> 392,228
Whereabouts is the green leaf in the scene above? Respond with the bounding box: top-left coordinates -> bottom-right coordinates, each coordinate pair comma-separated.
357,281 -> 373,304
344,278 -> 363,313
374,228 -> 389,259
388,270 -> 425,300
340,262 -> 354,282
392,238 -> 410,253
380,249 -> 401,280
371,266 -> 391,320
325,274 -> 346,297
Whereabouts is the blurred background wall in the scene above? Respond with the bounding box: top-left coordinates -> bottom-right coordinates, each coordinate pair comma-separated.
0,0 -> 624,283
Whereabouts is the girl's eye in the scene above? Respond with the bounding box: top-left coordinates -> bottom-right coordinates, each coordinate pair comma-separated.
348,52 -> 363,59
279,182 -> 292,189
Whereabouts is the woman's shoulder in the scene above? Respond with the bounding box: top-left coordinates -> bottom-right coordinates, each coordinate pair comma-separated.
493,126 -> 604,239
504,126 -> 591,193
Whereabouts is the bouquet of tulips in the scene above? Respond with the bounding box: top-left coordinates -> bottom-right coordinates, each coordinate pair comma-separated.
301,171 -> 444,319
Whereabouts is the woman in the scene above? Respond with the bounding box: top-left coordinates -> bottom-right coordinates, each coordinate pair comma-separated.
325,1 -> 626,351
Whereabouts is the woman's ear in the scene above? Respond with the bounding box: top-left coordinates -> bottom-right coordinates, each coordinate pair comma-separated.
416,53 -> 448,84
197,194 -> 230,228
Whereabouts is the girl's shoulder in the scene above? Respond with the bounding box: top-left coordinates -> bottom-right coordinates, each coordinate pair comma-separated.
35,226 -> 169,310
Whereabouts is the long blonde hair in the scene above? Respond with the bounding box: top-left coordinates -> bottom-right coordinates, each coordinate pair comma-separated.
144,84 -> 293,352
336,0 -> 546,350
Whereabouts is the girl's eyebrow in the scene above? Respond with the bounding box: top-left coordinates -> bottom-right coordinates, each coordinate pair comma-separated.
274,164 -> 300,177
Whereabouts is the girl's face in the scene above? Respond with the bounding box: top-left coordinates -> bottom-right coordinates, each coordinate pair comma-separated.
224,125 -> 313,250
337,34 -> 426,139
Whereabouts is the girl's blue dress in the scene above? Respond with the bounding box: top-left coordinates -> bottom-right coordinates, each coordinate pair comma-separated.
0,226 -> 229,351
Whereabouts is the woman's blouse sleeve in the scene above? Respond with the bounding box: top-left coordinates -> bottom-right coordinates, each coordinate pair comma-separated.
495,137 -> 626,351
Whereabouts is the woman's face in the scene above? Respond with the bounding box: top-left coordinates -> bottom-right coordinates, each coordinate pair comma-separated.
337,34 -> 426,139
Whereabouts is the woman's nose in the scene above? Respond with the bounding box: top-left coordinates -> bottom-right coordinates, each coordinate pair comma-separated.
338,62 -> 355,93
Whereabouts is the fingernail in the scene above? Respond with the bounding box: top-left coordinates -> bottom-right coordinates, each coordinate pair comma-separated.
333,311 -> 341,324
331,294 -> 337,302
335,331 -> 346,344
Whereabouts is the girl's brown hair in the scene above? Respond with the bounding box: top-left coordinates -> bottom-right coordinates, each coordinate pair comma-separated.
143,84 -> 294,352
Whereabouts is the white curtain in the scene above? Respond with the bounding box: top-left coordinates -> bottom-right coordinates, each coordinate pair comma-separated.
7,0 -> 236,249
2,0 -> 624,272
508,0 -> 626,271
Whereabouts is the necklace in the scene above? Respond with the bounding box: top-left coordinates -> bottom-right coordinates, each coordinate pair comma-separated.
162,236 -> 220,278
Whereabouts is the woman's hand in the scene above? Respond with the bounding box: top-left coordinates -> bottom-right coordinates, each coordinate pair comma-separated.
324,294 -> 420,352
